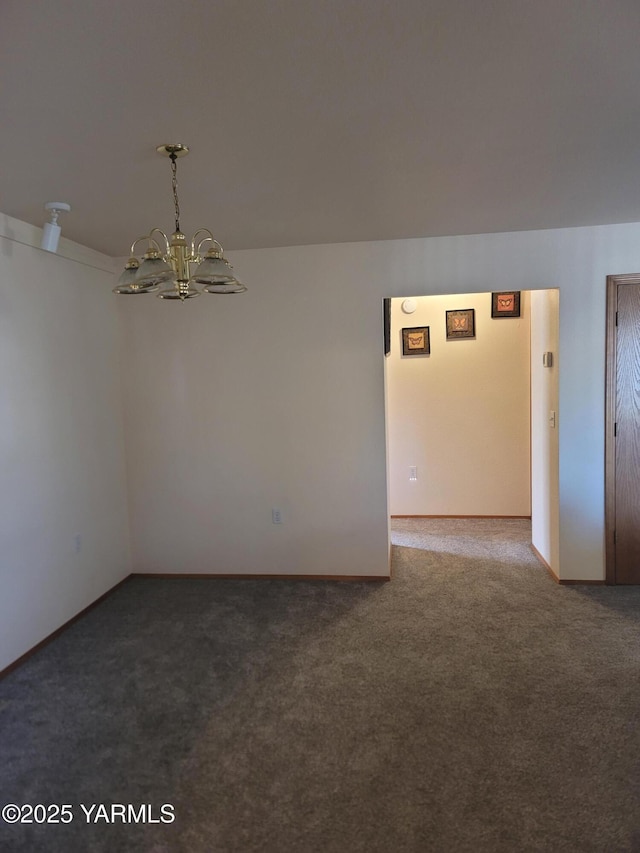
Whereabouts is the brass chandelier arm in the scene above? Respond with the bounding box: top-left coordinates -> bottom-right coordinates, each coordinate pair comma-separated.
129,235 -> 163,256
190,229 -> 224,259
148,228 -> 171,257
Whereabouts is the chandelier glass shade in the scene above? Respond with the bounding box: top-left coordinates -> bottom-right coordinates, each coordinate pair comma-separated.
114,144 -> 247,301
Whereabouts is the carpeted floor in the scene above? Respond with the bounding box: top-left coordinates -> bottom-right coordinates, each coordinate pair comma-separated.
1,518 -> 640,852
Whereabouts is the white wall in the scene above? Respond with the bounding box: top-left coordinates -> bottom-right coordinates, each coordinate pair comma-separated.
119,221 -> 640,582
530,289 -> 560,573
118,268 -> 390,577
0,219 -> 131,671
386,292 -> 530,516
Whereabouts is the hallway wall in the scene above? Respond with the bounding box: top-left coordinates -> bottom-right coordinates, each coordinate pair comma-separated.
386,292 -> 531,516
530,289 -> 560,573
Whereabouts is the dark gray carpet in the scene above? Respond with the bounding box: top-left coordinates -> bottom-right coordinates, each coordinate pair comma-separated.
1,519 -> 640,852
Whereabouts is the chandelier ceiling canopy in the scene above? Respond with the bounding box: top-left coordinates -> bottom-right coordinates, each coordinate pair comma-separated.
114,144 -> 246,301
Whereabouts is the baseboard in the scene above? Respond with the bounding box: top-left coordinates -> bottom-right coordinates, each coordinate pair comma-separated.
130,572 -> 391,582
530,545 -> 605,585
391,515 -> 532,519
531,544 -> 559,583
0,575 -> 131,681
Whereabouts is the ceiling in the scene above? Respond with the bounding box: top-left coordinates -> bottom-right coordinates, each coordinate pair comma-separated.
2,0 -> 640,256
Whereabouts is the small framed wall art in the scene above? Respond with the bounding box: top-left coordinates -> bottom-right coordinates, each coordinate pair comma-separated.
492,291 -> 521,318
446,309 -> 475,339
402,326 -> 430,355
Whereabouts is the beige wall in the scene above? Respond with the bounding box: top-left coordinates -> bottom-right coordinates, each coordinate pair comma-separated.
530,289 -> 560,573
0,217 -> 131,671
386,292 -> 531,516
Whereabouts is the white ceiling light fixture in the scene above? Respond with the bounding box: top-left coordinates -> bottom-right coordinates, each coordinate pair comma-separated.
114,144 -> 246,301
41,202 -> 71,253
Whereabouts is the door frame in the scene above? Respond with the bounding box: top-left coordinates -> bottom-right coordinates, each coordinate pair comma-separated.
604,273 -> 640,584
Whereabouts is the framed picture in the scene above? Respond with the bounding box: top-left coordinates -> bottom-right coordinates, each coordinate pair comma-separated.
492,291 -> 521,318
402,326 -> 430,355
446,309 -> 475,339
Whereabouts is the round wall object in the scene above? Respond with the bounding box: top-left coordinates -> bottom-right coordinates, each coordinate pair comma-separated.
401,298 -> 418,314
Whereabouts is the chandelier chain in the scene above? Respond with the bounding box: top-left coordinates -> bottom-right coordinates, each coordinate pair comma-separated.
170,154 -> 181,233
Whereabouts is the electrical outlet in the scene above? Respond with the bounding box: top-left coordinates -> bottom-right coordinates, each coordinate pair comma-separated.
272,508 -> 282,524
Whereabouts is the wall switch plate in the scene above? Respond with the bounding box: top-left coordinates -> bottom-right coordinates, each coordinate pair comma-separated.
409,466 -> 417,481
272,508 -> 282,524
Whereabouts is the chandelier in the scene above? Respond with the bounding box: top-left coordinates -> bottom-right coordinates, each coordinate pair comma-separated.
113,144 -> 247,301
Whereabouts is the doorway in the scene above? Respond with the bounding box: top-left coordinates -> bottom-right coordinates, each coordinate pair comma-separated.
384,289 -> 560,575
